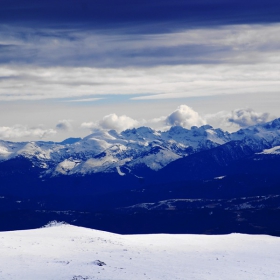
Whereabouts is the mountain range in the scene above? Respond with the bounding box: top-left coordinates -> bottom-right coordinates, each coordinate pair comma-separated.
0,118 -> 280,234
1,118 -> 280,176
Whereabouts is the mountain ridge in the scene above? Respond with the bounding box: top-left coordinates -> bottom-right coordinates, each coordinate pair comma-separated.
0,118 -> 279,178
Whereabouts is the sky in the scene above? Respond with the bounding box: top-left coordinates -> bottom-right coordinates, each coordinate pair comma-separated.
1,0 -> 280,141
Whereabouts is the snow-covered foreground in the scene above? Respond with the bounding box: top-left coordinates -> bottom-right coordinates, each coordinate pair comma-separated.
0,223 -> 279,280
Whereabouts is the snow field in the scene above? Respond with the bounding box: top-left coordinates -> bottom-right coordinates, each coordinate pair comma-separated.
0,224 -> 280,280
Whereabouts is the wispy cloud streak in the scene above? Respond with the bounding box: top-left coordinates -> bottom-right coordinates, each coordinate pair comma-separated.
0,63 -> 279,101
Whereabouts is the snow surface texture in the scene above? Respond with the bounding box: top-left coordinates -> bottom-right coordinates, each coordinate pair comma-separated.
0,223 -> 280,280
0,118 -> 280,176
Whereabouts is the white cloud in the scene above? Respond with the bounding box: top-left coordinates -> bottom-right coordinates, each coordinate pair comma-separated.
56,120 -> 73,131
165,105 -> 206,128
81,114 -> 139,132
0,125 -> 56,140
99,114 -> 139,131
228,108 -> 271,127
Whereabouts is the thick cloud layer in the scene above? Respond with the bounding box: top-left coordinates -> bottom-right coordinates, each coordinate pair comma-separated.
165,105 -> 206,128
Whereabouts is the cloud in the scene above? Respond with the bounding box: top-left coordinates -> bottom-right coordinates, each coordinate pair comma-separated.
0,125 -> 56,139
81,106 -> 272,135
56,120 -> 73,131
1,23 -> 280,69
1,62 -> 280,102
81,122 -> 95,130
228,108 -> 271,127
165,105 -> 206,128
205,108 -> 273,130
81,114 -> 139,132
81,106 -> 207,133
99,114 -> 139,131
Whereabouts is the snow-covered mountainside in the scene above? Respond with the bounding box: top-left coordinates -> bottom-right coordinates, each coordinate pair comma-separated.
1,223 -> 280,280
0,118 -> 280,176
